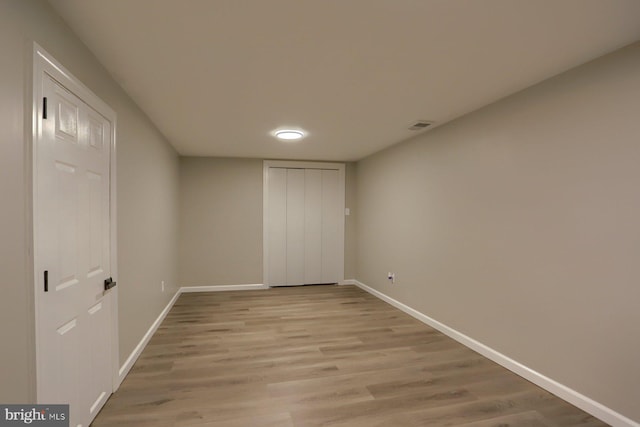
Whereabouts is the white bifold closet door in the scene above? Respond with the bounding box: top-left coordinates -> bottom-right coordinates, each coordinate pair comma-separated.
266,165 -> 344,286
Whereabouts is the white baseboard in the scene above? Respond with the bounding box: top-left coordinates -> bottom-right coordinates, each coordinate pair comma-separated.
180,284 -> 268,292
117,288 -> 181,383
351,280 -> 638,427
339,279 -> 357,285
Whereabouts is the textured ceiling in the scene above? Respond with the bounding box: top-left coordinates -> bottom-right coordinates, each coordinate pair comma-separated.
48,0 -> 640,161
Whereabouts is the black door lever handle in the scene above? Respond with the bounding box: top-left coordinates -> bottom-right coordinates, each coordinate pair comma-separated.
104,277 -> 117,291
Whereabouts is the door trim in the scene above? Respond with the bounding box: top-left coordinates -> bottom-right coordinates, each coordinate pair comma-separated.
31,43 -> 120,395
263,160 -> 346,287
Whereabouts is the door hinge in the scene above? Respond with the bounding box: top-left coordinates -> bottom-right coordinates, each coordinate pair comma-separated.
43,97 -> 47,119
44,270 -> 49,292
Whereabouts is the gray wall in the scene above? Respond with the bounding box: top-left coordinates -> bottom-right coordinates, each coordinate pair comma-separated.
355,42 -> 640,421
344,163 -> 357,279
178,158 -> 357,286
179,157 -> 263,286
0,0 -> 180,401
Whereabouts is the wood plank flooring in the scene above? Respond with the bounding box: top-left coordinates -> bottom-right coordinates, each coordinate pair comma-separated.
92,285 -> 607,427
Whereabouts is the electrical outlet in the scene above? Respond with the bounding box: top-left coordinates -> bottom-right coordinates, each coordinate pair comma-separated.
387,272 -> 395,284
161,280 -> 165,292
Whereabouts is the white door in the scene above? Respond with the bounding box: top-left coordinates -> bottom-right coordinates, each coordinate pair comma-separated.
286,169 -> 306,284
35,73 -> 113,427
264,162 -> 345,286
304,169 -> 323,284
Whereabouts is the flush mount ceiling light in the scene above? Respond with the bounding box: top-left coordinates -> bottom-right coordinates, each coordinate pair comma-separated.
272,129 -> 306,141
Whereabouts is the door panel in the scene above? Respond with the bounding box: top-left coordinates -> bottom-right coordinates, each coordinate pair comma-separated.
56,94 -> 79,142
267,168 -> 287,285
286,169 -> 305,285
304,169 -> 323,284
88,116 -> 104,151
84,300 -> 111,418
51,317 -> 82,423
87,171 -> 104,276
54,161 -> 80,292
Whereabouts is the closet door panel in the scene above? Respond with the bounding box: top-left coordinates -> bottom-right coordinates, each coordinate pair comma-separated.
304,169 -> 323,284
286,169 -> 305,285
267,168 -> 287,285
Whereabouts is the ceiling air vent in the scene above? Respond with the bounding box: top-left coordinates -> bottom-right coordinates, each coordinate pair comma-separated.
408,120 -> 433,131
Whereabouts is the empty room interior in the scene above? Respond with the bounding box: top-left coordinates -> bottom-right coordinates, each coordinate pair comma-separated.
2,0 -> 640,426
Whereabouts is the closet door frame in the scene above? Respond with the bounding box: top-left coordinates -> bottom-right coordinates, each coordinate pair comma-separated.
263,160 -> 345,287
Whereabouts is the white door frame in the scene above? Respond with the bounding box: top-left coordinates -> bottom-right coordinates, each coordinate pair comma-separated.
31,43 -> 120,395
263,160 -> 345,286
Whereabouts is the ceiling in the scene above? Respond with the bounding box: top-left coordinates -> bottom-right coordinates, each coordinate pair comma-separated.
48,0 -> 640,161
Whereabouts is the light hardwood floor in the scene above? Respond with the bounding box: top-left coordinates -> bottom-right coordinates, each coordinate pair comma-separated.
92,285 -> 607,427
